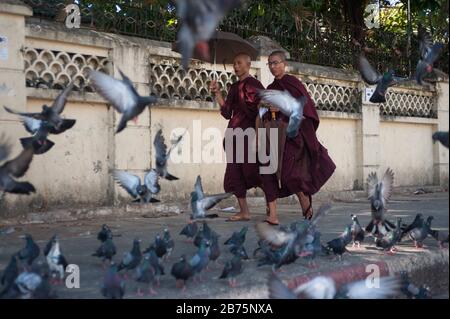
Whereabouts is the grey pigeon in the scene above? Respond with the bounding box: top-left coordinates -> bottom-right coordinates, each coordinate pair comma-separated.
0,134 -> 11,162
89,69 -> 157,133
219,254 -> 243,288
325,225 -> 352,261
257,90 -> 307,138
45,235 -> 68,284
194,221 -> 220,247
189,240 -> 211,282
365,168 -> 396,236
430,229 -> 449,249
298,231 -> 324,268
229,244 -> 249,260
163,228 -> 175,260
16,115 -> 75,155
0,255 -> 19,297
350,214 -> 365,248
149,234 -> 167,260
143,246 -> 165,287
92,233 -> 117,264
180,219 -> 198,242
375,218 -> 403,254
153,128 -> 184,180
0,146 -> 35,195
17,234 -> 40,266
209,235 -> 222,265
171,255 -> 195,291
43,234 -> 56,257
134,255 -> 158,296
432,131 -> 449,148
400,271 -> 431,299
97,224 -> 113,243
409,216 -> 434,248
101,262 -> 125,299
401,213 -> 424,240
191,175 -> 231,219
118,239 -> 142,274
415,24 -> 445,85
113,169 -> 160,203
269,274 -> 401,299
174,0 -> 243,69
224,226 -> 248,247
3,82 -> 74,130
357,55 -> 408,103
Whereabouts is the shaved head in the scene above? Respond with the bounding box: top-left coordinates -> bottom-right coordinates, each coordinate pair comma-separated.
269,50 -> 287,62
234,52 -> 251,65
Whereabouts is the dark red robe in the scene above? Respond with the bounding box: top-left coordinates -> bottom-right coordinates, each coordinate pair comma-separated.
221,76 -> 264,198
260,74 -> 336,201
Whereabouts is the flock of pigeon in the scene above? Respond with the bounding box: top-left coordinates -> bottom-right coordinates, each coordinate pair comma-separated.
0,0 -> 449,299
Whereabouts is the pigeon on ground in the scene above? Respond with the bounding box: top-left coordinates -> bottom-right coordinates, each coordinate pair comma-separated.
189,240 -> 211,282
101,262 -> 125,299
146,234 -> 167,260
191,175 -> 230,219
409,216 -> 434,248
365,168 -> 396,236
180,219 -> 198,242
118,239 -> 142,276
89,69 -> 157,133
17,234 -> 40,267
92,233 -> 117,265
229,244 -> 249,260
224,226 -> 248,248
134,255 -> 158,296
325,225 -> 352,261
171,255 -> 195,291
219,254 -> 243,288
0,255 -> 19,297
432,131 -> 449,148
268,273 -> 401,299
97,224 -> 113,243
350,214 -> 365,248
208,235 -> 221,266
163,228 -> 175,260
430,229 -> 449,249
113,169 -> 160,204
43,234 -> 56,258
257,90 -> 307,138
153,128 -> 184,180
3,82 -> 74,130
298,231 -> 324,268
415,24 -> 445,85
0,146 -> 35,195
142,246 -> 165,287
194,221 -> 220,248
357,55 -> 409,103
375,218 -> 402,254
174,0 -> 243,69
401,213 -> 424,240
45,235 -> 68,284
400,271 -> 431,299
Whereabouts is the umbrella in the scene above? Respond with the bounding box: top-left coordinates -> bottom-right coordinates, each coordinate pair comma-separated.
172,30 -> 259,68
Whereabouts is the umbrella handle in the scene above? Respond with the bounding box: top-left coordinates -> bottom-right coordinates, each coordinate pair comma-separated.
271,111 -> 276,121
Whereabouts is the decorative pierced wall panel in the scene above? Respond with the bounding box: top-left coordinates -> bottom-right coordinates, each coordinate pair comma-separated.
381,90 -> 437,118
23,47 -> 111,92
149,61 -> 238,102
303,81 -> 362,113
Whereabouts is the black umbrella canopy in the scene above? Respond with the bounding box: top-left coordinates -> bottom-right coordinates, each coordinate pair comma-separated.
172,31 -> 259,65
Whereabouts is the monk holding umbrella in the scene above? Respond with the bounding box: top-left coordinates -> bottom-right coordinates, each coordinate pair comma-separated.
259,50 -> 336,225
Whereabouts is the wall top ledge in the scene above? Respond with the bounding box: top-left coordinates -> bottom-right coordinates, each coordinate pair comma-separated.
0,0 -> 32,17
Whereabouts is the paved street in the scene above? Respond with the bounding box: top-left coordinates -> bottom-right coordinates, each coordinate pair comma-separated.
0,191 -> 448,299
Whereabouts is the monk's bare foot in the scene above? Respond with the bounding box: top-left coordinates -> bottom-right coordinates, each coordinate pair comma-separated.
227,213 -> 250,222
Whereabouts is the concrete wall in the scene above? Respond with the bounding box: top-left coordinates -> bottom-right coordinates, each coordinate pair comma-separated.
0,2 -> 448,217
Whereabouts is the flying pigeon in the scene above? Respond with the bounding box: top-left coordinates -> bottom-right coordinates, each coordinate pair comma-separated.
365,168 -> 396,236
191,175 -> 231,219
153,128 -> 184,180
89,69 -> 157,133
268,273 -> 401,299
432,131 -> 449,148
357,55 -> 408,103
174,0 -> 243,69
3,83 -> 74,130
257,90 -> 307,138
113,169 -> 160,204
0,146 -> 35,195
415,24 -> 445,85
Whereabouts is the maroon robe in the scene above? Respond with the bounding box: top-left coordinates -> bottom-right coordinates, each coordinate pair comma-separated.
260,74 -> 336,201
221,76 -> 264,198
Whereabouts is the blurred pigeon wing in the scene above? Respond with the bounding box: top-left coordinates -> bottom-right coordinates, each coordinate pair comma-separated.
3,106 -> 45,121
89,70 -> 137,114
3,147 -> 34,178
345,276 -> 401,299
51,82 -> 74,114
21,116 -> 42,134
380,168 -> 394,203
194,175 -> 205,199
366,172 -> 379,199
293,276 -> 336,299
144,169 -> 160,194
0,136 -> 11,162
258,90 -> 294,117
113,170 -> 140,198
358,55 -> 382,85
268,274 -> 297,299
255,222 -> 296,247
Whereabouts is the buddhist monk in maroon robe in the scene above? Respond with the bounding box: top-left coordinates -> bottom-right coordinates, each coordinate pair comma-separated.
260,50 -> 336,225
210,53 -> 264,221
